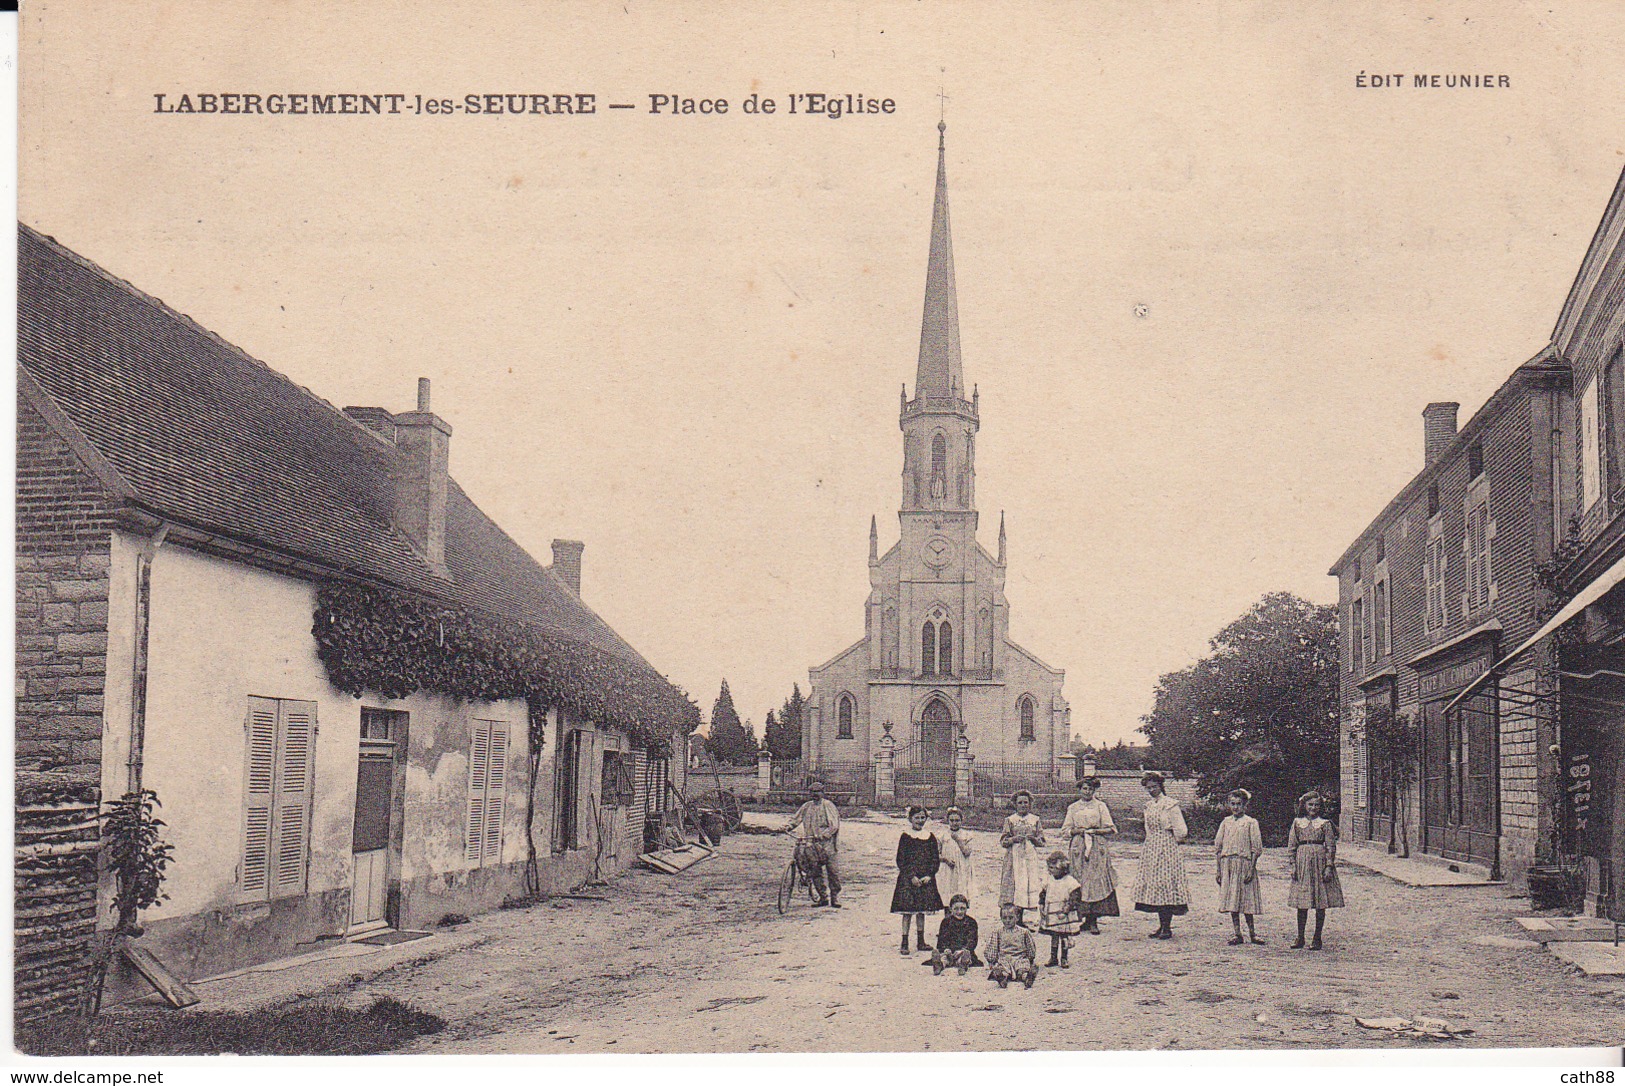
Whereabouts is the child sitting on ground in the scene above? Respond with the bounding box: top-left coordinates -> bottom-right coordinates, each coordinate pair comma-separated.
927,894 -> 982,975
1038,851 -> 1085,968
985,903 -> 1039,989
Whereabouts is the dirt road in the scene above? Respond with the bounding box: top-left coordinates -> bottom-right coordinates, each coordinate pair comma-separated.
347,811 -> 1625,1052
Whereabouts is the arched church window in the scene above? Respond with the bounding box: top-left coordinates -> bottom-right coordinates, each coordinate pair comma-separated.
938,621 -> 953,676
1019,696 -> 1036,741
837,695 -> 854,739
921,621 -> 937,676
930,433 -> 947,501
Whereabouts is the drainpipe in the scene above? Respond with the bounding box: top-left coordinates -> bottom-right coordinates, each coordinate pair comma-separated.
126,523 -> 169,794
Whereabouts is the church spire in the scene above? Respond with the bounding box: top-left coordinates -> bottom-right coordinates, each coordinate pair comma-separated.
998,511 -> 1007,565
869,515 -> 879,564
914,121 -> 963,402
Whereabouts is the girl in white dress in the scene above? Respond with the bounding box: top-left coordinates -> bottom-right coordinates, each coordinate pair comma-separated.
937,807 -> 976,906
1213,789 -> 1264,946
999,791 -> 1047,927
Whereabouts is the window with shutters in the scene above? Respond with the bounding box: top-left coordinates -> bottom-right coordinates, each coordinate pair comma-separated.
1464,482 -> 1492,614
241,696 -> 317,902
465,720 -> 511,867
1582,377 -> 1601,510
1351,596 -> 1365,672
601,750 -> 636,807
1374,573 -> 1390,660
1425,515 -> 1448,633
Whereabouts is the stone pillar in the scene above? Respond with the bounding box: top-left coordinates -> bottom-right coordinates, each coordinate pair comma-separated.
955,732 -> 972,804
1058,753 -> 1077,790
876,722 -> 897,807
758,750 -> 772,797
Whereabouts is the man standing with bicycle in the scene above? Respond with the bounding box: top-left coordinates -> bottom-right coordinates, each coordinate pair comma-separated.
784,780 -> 842,908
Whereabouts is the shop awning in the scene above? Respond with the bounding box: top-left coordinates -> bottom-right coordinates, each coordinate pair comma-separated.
1443,552 -> 1625,715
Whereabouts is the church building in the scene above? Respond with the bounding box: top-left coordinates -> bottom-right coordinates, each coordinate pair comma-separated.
805,126 -> 1070,800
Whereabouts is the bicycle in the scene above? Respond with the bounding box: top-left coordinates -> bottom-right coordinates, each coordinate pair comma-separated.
776,834 -> 829,914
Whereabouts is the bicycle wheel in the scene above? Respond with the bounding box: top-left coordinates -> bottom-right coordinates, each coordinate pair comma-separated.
776,860 -> 798,915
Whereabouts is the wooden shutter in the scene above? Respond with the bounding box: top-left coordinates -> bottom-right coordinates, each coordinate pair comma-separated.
272,701 -> 316,898
482,725 -> 509,865
241,697 -> 279,900
465,724 -> 490,863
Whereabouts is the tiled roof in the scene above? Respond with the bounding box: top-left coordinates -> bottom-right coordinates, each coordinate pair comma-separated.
18,222 -> 657,671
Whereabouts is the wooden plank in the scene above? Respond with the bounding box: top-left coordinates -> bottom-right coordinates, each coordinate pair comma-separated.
120,942 -> 200,1008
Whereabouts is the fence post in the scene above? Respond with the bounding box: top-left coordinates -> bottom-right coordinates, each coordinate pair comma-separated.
876,722 -> 897,807
954,732 -> 972,805
758,750 -> 772,797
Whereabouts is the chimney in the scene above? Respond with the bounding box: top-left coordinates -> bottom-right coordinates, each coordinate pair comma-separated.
551,539 -> 585,596
392,378 -> 451,576
343,406 -> 397,440
1423,402 -> 1459,468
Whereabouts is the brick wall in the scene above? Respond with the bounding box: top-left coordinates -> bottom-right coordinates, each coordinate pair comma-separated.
1337,377 -> 1560,878
15,391 -> 117,1022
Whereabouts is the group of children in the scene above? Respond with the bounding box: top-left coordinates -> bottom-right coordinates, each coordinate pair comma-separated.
888,784 -> 1346,989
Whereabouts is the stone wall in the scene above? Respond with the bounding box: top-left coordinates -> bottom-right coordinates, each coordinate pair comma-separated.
15,391 -> 116,1022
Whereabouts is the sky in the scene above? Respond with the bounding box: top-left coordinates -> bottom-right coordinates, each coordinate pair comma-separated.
19,1 -> 1625,744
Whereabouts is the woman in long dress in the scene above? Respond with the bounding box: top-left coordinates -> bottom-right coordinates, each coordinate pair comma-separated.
1132,771 -> 1191,939
1287,790 -> 1345,950
999,790 -> 1047,927
937,807 -> 976,906
1059,776 -> 1119,933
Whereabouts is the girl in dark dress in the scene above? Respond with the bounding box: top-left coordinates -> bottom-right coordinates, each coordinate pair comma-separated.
893,806 -> 944,954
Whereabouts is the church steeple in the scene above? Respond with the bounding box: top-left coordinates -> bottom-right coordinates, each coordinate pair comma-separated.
900,123 -> 978,520
915,121 -> 963,402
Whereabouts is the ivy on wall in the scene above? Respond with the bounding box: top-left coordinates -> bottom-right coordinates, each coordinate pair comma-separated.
312,581 -> 700,751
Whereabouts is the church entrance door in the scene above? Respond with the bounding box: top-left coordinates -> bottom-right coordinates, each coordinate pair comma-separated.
906,698 -> 957,800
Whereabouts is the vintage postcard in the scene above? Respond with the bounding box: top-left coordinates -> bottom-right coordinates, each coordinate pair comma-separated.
12,0 -> 1625,1066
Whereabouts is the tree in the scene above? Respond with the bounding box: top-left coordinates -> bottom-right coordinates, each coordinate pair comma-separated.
765,684 -> 806,761
1072,737 -> 1150,771
1365,701 -> 1420,857
705,680 -> 759,766
1138,592 -> 1339,838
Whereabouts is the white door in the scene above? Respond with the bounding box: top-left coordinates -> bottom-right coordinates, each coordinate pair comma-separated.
350,743 -> 394,927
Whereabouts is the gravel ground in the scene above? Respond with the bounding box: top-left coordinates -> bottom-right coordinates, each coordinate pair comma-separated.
341,811 -> 1625,1053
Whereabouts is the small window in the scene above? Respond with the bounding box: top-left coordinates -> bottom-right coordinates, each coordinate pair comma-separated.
600,750 -> 636,808
1374,536 -> 1385,563
1467,442 -> 1484,480
922,622 -> 937,676
837,695 -> 854,739
938,621 -> 953,675
361,707 -> 404,742
1349,557 -> 1361,583
1018,697 -> 1036,741
1427,484 -> 1441,518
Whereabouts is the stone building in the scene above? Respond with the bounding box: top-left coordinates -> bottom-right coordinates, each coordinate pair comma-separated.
1332,165 -> 1625,905
15,224 -> 695,1020
805,126 -> 1070,805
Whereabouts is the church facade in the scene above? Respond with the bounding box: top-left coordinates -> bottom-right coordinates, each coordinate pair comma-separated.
805,126 -> 1070,797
